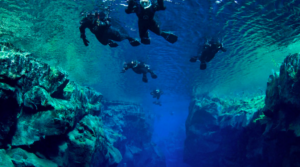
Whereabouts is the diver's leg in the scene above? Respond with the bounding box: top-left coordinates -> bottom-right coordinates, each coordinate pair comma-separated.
149,19 -> 162,36
142,73 -> 148,83
107,27 -> 139,46
148,19 -> 178,44
95,34 -> 109,46
148,69 -> 157,79
138,21 -> 150,44
200,61 -> 207,70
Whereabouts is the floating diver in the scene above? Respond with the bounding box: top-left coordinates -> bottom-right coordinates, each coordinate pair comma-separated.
150,89 -> 163,99
125,0 -> 178,44
153,101 -> 162,106
190,39 -> 227,70
121,60 -> 157,83
79,11 -> 140,47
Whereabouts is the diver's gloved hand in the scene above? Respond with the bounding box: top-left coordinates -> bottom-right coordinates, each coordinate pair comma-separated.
80,34 -> 89,46
120,68 -> 126,73
83,38 -> 89,46
125,6 -> 137,14
125,0 -> 136,14
157,0 -> 166,10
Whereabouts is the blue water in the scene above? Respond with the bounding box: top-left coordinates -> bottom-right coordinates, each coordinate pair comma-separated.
1,0 -> 300,166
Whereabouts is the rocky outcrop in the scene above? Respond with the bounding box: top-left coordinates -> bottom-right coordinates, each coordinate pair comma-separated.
264,53 -> 300,137
184,95 -> 265,167
0,43 -> 120,167
184,53 -> 300,167
101,101 -> 166,167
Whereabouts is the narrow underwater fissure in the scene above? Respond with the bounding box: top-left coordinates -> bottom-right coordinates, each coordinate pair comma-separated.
1,0 -> 300,167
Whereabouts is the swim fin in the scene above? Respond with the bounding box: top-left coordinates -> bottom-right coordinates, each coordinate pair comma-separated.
108,41 -> 118,47
161,32 -> 178,44
142,76 -> 148,83
129,39 -> 141,46
200,62 -> 207,70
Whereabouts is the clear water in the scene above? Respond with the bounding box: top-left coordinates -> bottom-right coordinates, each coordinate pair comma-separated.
1,0 -> 300,166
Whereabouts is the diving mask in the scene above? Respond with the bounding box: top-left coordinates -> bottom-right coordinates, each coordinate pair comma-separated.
140,0 -> 152,9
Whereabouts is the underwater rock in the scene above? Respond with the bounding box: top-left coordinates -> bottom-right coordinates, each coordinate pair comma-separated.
185,54 -> 300,167
67,115 -> 121,167
184,95 -> 266,167
265,53 -> 300,136
0,149 -> 14,167
7,148 -> 57,167
101,101 -> 166,167
0,44 -> 120,167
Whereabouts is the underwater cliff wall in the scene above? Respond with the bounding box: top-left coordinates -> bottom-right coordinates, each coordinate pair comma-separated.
184,53 -> 300,167
100,101 -> 166,167
0,43 -> 121,167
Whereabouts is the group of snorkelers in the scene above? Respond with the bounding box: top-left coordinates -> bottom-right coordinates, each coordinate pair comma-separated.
79,0 -> 227,105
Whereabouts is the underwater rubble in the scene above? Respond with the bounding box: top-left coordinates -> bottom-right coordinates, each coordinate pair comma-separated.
100,101 -> 166,167
184,53 -> 300,167
0,43 -> 121,167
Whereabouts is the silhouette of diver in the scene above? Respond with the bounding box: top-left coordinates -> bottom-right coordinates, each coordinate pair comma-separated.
121,60 -> 157,83
150,89 -> 163,99
153,101 -> 162,106
79,11 -> 140,47
125,0 -> 178,44
190,39 -> 227,70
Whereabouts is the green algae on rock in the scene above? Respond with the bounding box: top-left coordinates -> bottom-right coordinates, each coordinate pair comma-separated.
0,43 -> 120,167
264,53 -> 300,137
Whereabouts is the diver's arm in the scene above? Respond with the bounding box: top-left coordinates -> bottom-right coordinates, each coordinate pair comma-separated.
121,63 -> 130,73
79,18 -> 91,46
125,0 -> 137,14
155,0 -> 166,11
220,47 -> 227,52
79,18 -> 89,38
220,44 -> 227,52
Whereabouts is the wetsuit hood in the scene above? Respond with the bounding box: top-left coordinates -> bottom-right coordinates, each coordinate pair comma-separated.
140,0 -> 152,9
131,60 -> 139,68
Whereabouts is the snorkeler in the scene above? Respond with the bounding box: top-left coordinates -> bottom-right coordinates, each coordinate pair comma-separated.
190,39 -> 227,70
153,101 -> 162,106
79,11 -> 140,47
121,60 -> 157,83
125,0 -> 178,44
150,89 -> 163,99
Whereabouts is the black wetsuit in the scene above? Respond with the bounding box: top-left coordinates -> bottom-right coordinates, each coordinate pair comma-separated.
79,12 -> 140,47
190,42 -> 227,70
150,90 -> 163,99
125,0 -> 178,44
122,61 -> 157,83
